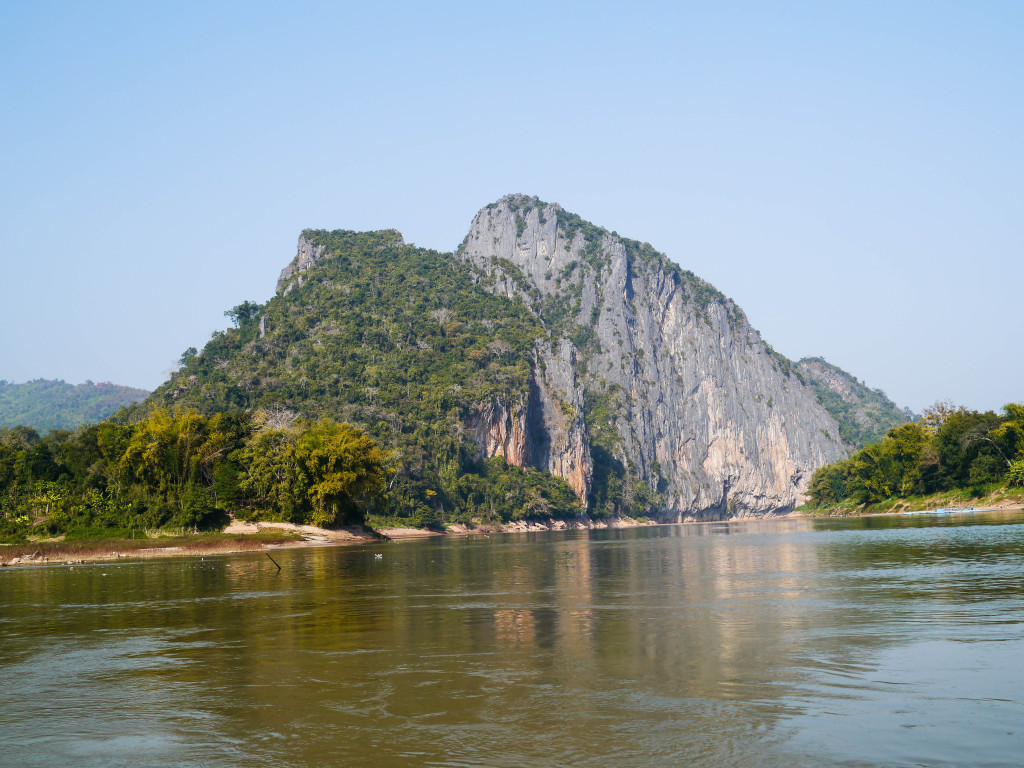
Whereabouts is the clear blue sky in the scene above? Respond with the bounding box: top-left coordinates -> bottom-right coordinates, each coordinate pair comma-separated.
1,1 -> 1021,413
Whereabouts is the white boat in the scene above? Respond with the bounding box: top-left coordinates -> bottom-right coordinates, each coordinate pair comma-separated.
903,506 -> 976,516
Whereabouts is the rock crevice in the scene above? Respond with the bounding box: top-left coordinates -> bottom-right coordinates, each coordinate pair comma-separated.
465,340 -> 591,501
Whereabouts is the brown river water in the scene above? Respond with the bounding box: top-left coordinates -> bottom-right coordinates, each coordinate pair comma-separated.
2,512 -> 1024,767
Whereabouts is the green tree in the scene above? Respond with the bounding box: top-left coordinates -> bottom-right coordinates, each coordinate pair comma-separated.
808,465 -> 846,506
224,301 -> 262,329
234,422 -> 302,521
119,408 -> 239,529
989,403 -> 1024,463
293,420 -> 393,527
179,347 -> 198,367
1008,460 -> 1024,487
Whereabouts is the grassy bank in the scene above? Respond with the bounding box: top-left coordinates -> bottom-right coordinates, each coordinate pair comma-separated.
798,483 -> 1024,517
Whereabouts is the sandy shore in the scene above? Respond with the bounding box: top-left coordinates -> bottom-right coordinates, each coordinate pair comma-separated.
222,518 -> 380,543
0,515 -> 656,567
0,536 -> 295,567
0,521 -> 383,568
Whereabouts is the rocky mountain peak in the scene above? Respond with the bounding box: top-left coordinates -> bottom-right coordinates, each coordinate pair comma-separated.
457,195 -> 847,518
165,197 -> 860,523
462,195 -> 746,330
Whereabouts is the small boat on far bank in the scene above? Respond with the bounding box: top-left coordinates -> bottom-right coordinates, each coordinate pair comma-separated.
903,506 -> 976,516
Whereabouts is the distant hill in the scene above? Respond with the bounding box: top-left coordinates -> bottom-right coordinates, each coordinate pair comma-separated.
795,357 -> 917,449
0,379 -> 150,433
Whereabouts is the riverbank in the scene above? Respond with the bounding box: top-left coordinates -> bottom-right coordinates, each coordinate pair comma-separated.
796,486 -> 1024,518
444,516 -> 654,535
0,531 -> 308,567
17,500 -> 1024,568
0,515 -> 656,567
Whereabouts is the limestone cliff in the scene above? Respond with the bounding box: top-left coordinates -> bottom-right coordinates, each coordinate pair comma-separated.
161,200 -> 867,524
465,340 -> 591,500
457,195 -> 848,519
276,234 -> 325,294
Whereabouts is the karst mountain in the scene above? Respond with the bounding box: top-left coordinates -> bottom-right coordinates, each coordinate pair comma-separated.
157,195 -> 910,522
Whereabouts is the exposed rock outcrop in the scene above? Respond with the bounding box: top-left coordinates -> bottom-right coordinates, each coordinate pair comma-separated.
168,197 -> 876,524
277,230 -> 405,294
466,340 -> 591,500
457,195 -> 848,520
276,234 -> 326,294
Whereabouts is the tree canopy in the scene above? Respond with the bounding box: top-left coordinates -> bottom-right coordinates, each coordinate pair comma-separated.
808,403 -> 1024,507
0,408 -> 393,542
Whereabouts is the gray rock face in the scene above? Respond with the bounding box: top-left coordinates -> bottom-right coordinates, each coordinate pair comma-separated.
465,340 -> 591,501
277,234 -> 326,294
458,195 -> 847,519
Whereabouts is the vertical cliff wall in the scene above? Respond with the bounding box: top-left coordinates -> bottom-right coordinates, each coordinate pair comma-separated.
465,340 -> 591,501
457,195 -> 847,519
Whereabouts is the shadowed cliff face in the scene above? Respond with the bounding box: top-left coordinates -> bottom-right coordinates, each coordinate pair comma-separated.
465,340 -> 591,501
457,195 -> 847,520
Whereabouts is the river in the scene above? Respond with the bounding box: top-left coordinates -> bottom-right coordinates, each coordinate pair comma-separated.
2,511 -> 1023,767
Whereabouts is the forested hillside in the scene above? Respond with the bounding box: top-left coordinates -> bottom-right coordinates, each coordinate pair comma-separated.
146,228 -> 586,526
0,379 -> 149,433
795,357 -> 916,449
142,197 -> 856,524
2,197 -> 921,542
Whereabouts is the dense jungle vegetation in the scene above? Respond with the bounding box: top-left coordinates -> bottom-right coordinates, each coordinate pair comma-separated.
808,403 -> 1024,507
6,208 -> 938,541
0,408 -> 392,543
0,400 -> 592,544
0,379 -> 149,433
